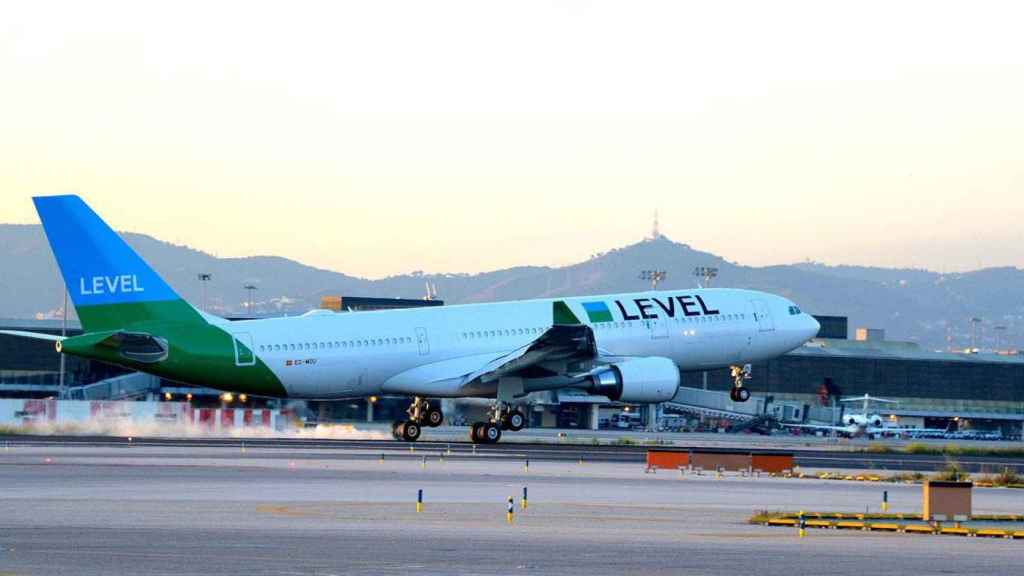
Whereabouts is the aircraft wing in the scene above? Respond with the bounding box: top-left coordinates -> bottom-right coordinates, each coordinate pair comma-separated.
781,422 -> 853,433
462,322 -> 596,385
382,301 -> 598,397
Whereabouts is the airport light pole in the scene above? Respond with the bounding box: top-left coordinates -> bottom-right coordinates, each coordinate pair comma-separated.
197,273 -> 211,313
244,284 -> 258,316
693,267 -> 719,391
994,325 -> 1007,352
694,266 -> 718,288
639,270 -> 667,290
59,289 -> 67,399
970,317 -> 982,352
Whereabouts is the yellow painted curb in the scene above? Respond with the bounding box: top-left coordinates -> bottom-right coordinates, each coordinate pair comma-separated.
835,521 -> 865,530
867,523 -> 900,532
806,520 -> 832,529
939,527 -> 971,536
903,525 -> 936,534
975,529 -> 1009,538
767,518 -> 796,526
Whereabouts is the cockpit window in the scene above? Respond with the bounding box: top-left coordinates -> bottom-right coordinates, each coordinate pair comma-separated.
788,306 -> 802,315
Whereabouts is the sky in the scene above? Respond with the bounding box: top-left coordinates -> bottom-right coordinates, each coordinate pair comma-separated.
2,1 -> 1023,278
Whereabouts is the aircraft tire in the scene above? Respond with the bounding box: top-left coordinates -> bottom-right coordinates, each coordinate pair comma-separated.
425,407 -> 444,428
402,421 -> 421,442
470,422 -> 485,443
507,410 -> 526,432
737,388 -> 751,402
391,420 -> 404,440
483,423 -> 501,444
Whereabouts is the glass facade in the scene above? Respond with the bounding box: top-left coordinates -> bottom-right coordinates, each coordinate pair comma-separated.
683,351 -> 1024,412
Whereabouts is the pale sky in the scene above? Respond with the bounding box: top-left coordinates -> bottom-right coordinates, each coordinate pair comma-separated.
2,1 -> 1023,278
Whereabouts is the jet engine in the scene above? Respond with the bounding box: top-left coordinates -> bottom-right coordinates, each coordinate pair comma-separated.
586,357 -> 680,403
845,414 -> 883,428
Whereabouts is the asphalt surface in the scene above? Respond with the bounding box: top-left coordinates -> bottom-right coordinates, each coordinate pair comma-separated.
3,433 -> 1023,473
0,445 -> 1021,575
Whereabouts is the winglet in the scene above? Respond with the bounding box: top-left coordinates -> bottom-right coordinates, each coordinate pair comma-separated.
553,301 -> 581,325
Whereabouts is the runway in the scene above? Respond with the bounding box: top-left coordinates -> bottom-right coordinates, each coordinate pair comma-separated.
3,432 -> 1023,473
0,444 -> 1022,575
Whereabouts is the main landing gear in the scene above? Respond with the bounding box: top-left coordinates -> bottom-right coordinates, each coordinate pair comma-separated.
469,402 -> 526,444
729,364 -> 752,402
392,397 -> 444,442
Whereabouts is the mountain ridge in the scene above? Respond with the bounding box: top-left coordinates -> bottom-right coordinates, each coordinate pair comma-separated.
1,224 -> 1021,351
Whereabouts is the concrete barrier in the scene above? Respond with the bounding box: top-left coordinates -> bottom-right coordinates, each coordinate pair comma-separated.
646,448 -> 795,475
645,449 -> 689,471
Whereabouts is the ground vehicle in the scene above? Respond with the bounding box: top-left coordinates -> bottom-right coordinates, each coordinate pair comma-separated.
611,412 -> 645,430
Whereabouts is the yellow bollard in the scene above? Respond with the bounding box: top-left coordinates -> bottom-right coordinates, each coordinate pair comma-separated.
881,490 -> 889,513
521,487 -> 528,510
379,453 -> 384,464
507,496 -> 514,524
417,489 -> 423,513
421,455 -> 427,470
798,509 -> 806,538
524,459 -> 529,474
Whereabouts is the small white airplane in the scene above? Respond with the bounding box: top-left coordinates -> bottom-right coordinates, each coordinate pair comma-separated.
5,195 -> 820,443
785,394 -> 950,438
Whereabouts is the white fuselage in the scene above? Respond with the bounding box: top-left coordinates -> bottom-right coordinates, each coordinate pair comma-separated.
224,288 -> 819,399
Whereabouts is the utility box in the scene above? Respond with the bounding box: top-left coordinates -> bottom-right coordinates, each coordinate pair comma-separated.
922,481 -> 972,521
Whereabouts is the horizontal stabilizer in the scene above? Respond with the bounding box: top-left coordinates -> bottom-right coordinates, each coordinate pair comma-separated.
59,330 -> 169,364
0,330 -> 65,342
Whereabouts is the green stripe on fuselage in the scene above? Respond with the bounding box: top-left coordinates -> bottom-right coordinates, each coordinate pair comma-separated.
70,300 -> 287,397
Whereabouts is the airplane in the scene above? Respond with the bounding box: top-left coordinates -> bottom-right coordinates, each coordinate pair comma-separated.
3,195 -> 820,444
784,394 -> 952,438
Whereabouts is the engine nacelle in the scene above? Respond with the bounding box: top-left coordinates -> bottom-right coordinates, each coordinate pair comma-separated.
587,357 -> 680,403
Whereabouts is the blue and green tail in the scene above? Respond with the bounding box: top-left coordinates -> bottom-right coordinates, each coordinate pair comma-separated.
32,195 -> 286,397
33,195 -> 205,333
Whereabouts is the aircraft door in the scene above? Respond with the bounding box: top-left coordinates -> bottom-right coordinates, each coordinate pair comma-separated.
232,332 -> 256,366
415,327 -> 430,355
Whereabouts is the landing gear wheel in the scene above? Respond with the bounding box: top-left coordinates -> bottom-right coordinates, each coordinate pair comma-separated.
470,422 -> 486,443
730,387 -> 751,402
505,409 -> 526,432
425,407 -> 444,428
401,421 -> 421,442
482,423 -> 501,444
391,420 -> 405,440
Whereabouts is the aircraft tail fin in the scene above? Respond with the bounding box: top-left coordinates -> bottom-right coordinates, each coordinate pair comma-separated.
32,195 -> 205,333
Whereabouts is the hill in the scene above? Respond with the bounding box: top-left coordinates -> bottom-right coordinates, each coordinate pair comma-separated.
1,225 -> 1020,350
